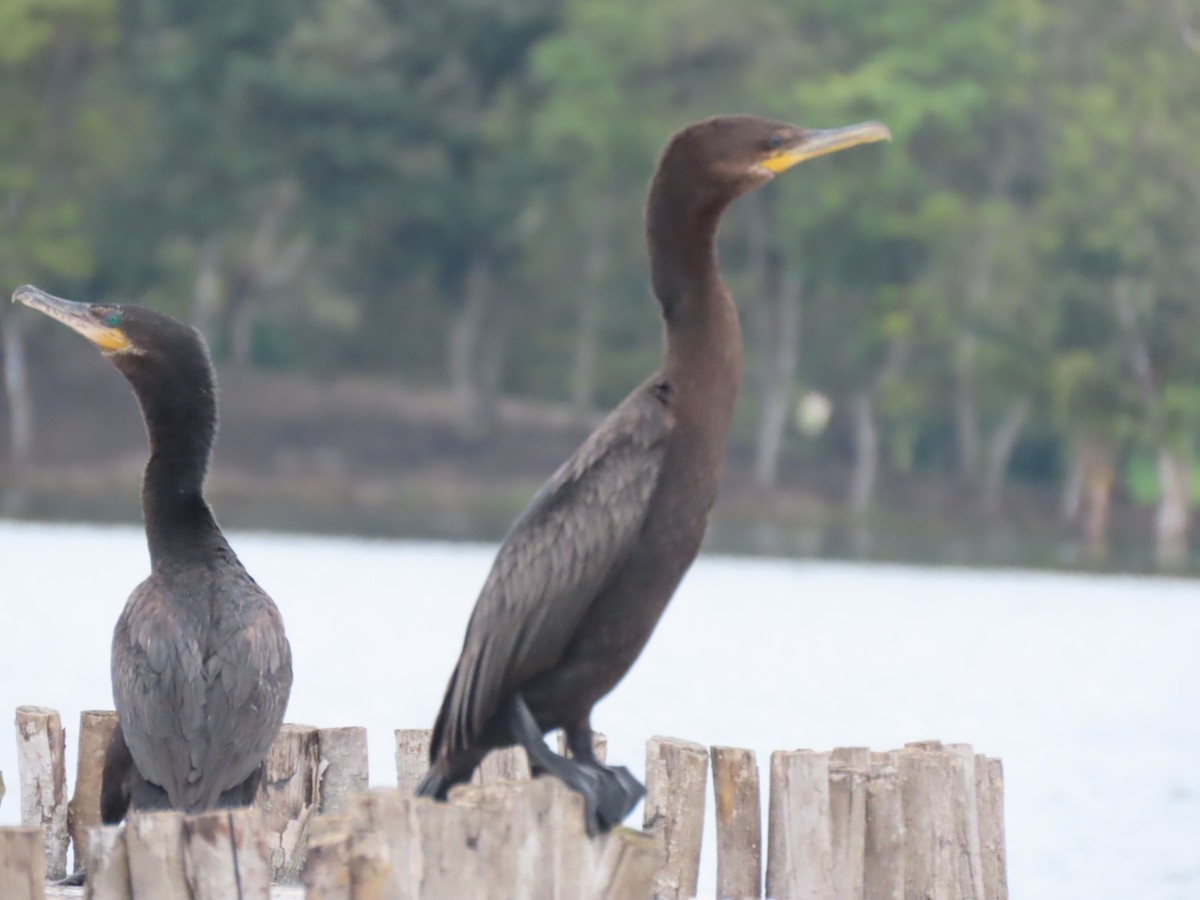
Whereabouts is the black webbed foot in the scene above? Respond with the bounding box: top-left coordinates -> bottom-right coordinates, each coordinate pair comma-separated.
590,763 -> 645,831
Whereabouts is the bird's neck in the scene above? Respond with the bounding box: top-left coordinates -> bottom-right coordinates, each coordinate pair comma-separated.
132,372 -> 224,569
646,174 -> 744,419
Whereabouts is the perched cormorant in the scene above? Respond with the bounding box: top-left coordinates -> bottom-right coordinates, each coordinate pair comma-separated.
13,286 -> 292,824
417,115 -> 890,831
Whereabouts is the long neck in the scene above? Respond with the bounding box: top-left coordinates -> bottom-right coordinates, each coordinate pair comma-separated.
647,172 -> 744,421
130,366 -> 225,569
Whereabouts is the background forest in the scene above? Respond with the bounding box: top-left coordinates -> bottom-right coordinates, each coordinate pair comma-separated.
3,0 -> 1200,572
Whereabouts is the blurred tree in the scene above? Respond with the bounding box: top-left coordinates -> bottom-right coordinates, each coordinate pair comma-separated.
0,0 -> 119,500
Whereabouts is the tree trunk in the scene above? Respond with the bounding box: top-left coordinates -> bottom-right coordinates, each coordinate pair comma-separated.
979,395 -> 1030,517
449,254 -> 496,438
191,234 -> 224,348
1155,445 -> 1191,568
1078,439 -> 1114,562
1060,447 -> 1084,524
848,390 -> 879,516
2,314 -> 34,472
571,204 -> 612,423
754,262 -> 802,489
953,234 -> 997,480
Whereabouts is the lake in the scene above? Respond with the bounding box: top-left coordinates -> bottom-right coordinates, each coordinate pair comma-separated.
1,519 -> 1196,898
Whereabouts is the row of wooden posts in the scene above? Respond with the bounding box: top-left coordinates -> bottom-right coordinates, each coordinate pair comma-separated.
1,705 -> 1008,899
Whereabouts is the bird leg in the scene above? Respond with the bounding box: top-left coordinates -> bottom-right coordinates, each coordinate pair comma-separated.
504,694 -> 606,835
563,719 -> 645,832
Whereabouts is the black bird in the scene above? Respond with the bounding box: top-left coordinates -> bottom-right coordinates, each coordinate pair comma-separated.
417,115 -> 890,831
13,286 -> 292,824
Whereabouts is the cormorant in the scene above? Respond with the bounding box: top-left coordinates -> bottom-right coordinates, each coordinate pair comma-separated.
417,115 -> 890,832
13,286 -> 292,825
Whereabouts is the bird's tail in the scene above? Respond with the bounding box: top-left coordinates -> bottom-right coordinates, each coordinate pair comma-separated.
415,766 -> 450,799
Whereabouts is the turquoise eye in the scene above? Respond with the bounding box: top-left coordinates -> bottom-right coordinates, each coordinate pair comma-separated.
106,313 -> 120,327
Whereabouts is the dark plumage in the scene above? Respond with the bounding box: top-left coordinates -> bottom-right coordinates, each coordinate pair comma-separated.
418,115 -> 890,831
13,286 -> 292,824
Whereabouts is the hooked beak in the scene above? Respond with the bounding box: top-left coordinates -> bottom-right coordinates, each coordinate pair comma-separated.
760,121 -> 892,174
12,285 -> 131,353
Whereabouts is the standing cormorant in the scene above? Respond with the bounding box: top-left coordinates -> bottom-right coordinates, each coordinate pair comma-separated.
13,286 -> 292,824
417,115 -> 890,832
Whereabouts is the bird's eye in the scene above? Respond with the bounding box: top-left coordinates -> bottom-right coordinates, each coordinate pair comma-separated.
105,313 -> 120,327
767,133 -> 785,150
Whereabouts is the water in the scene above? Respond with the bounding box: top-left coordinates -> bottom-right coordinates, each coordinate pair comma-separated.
1,520 -> 1197,899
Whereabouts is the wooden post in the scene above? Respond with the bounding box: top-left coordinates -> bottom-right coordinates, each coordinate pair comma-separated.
318,727 -> 369,815
15,705 -> 69,879
0,827 -> 45,900
899,744 -> 989,900
765,749 -> 834,900
474,746 -> 530,786
70,710 -> 120,866
946,743 -> 986,900
181,808 -> 271,900
302,817 -> 354,900
710,745 -> 761,899
828,761 -> 867,900
125,812 -> 188,898
84,826 -> 131,900
556,729 -> 609,764
975,755 -> 1007,900
393,729 -> 431,796
256,723 -> 322,882
644,736 -> 707,900
863,763 -> 904,900
588,828 -> 665,900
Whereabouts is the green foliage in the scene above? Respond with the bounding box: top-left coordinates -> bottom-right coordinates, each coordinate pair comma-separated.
4,0 -> 1200,509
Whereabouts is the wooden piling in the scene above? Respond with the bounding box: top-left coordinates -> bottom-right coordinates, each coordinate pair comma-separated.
302,817 -> 354,900
709,745 -> 761,899
125,812 -> 188,898
257,724 -> 322,882
863,763 -> 904,900
181,808 -> 271,900
0,827 -> 45,900
15,705 -> 69,880
556,729 -> 609,764
474,746 -> 531,786
765,749 -> 834,900
84,826 -> 130,900
69,710 -> 120,866
318,727 -> 369,815
975,755 -> 1008,900
946,743 -> 986,900
644,736 -> 707,900
828,760 -> 867,900
393,729 -> 431,796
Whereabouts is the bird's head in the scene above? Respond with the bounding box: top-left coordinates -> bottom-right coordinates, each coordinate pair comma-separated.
659,114 -> 891,202
12,284 -> 211,384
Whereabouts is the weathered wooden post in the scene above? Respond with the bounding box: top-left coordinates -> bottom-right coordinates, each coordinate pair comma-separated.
15,705 -> 69,880
0,827 -> 45,900
181,809 -> 271,900
898,742 -> 987,900
318,727 -> 369,815
557,729 -> 608,764
125,812 -> 188,897
393,729 -> 431,796
864,757 -> 904,900
975,755 -> 1008,900
257,723 -> 322,882
946,743 -> 987,900
84,825 -> 131,900
828,752 -> 868,900
475,746 -> 530,785
765,749 -> 834,900
710,745 -> 761,899
644,736 -> 707,900
70,710 -> 120,866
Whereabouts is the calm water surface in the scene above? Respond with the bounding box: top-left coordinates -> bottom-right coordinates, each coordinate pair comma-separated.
1,520 -> 1197,899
